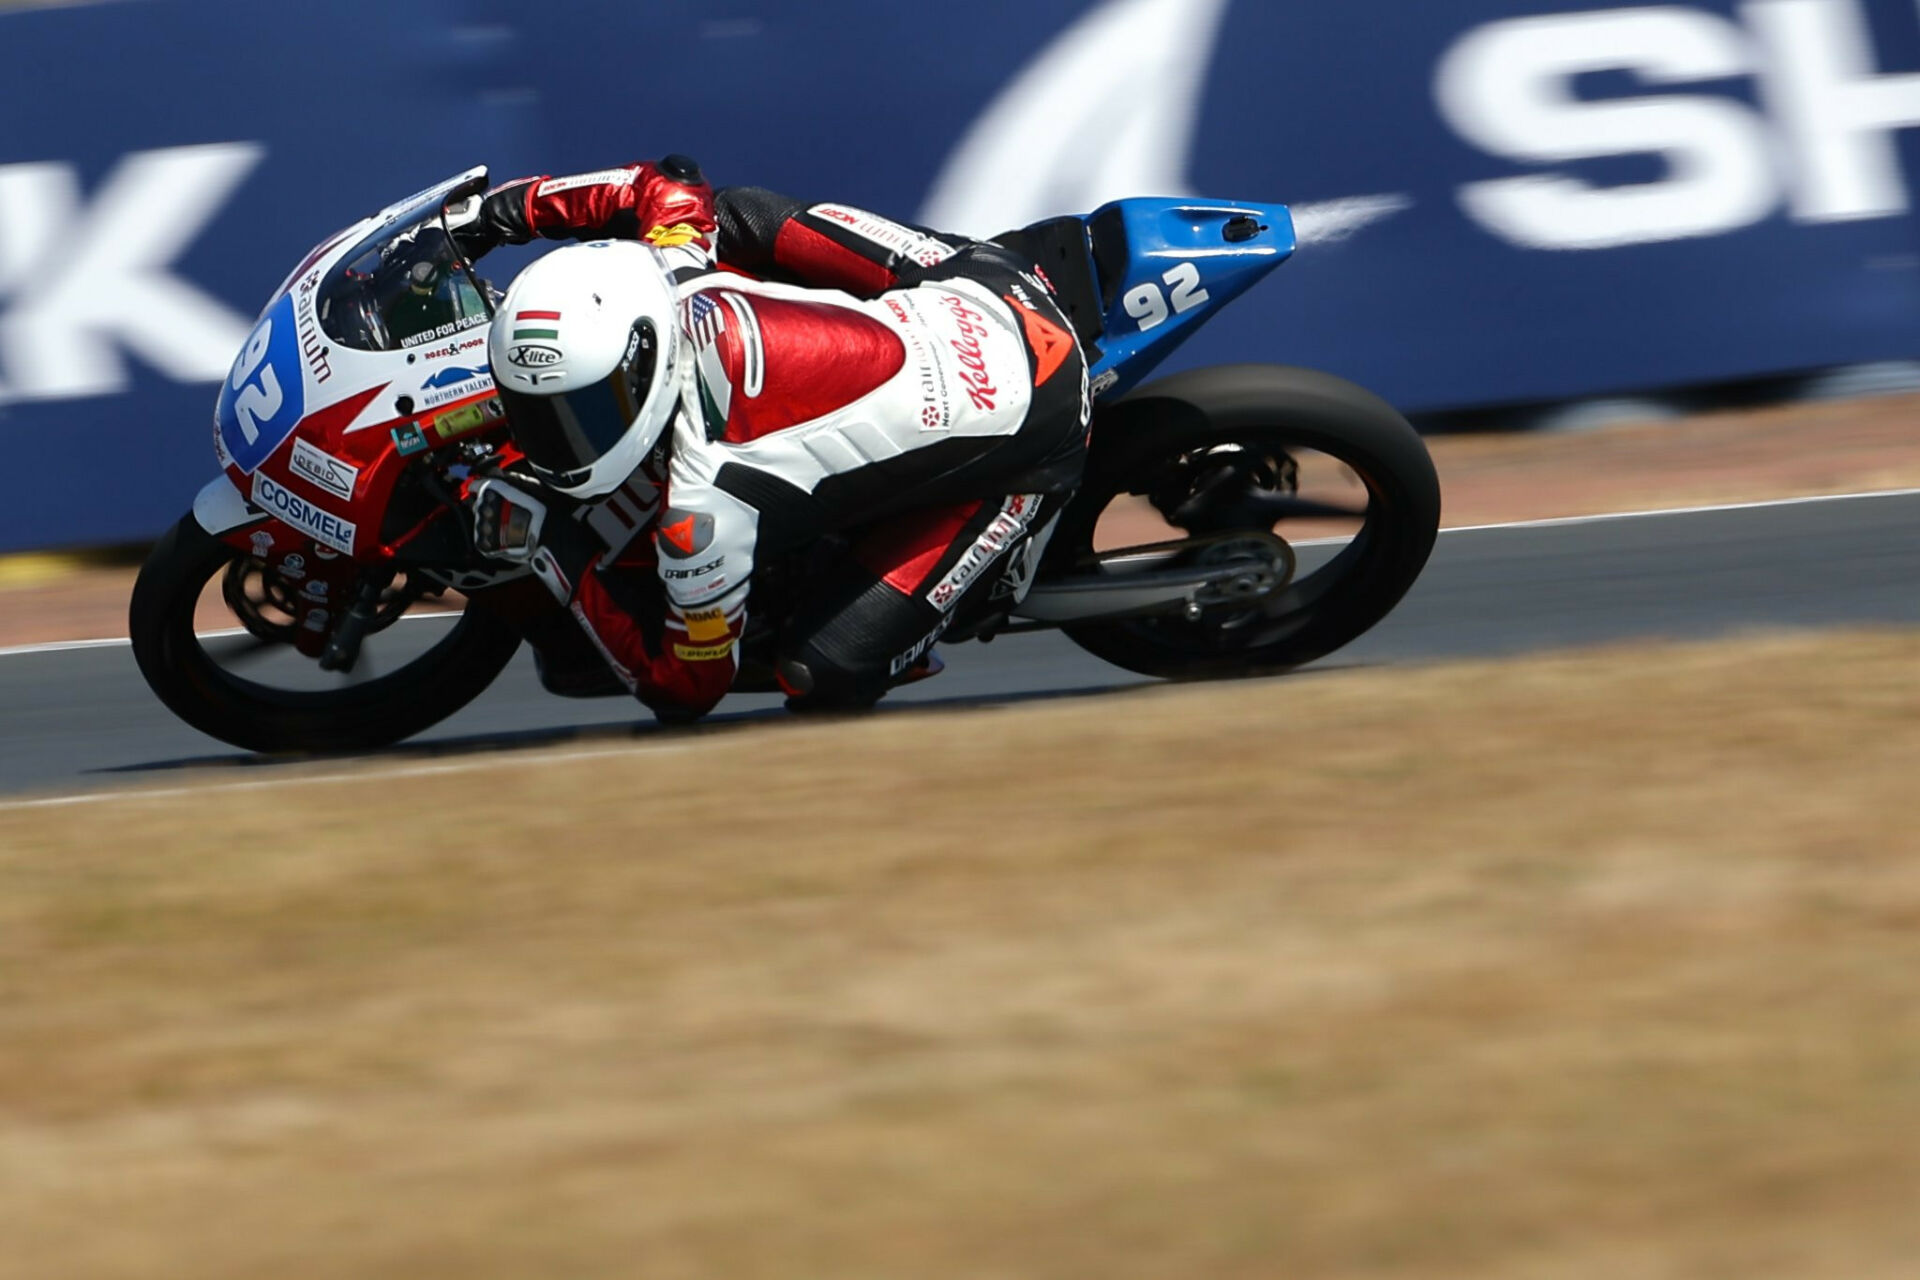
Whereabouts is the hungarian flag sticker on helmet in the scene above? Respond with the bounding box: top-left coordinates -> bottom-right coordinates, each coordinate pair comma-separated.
514,310 -> 561,339
506,310 -> 564,371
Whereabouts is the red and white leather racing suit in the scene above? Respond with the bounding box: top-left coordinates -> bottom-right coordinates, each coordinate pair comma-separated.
468,156 -> 1090,719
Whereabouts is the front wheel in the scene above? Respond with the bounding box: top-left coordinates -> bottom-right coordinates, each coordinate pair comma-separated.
1050,364 -> 1440,678
130,515 -> 523,754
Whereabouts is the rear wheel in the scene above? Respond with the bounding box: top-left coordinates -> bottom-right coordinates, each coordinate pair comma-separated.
1050,364 -> 1440,678
130,515 -> 523,753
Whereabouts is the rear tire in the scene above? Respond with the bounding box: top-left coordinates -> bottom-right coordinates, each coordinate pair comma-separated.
130,515 -> 523,753
1052,364 -> 1440,678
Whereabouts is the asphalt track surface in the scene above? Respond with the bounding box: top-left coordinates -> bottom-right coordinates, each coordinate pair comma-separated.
3,490 -> 1917,802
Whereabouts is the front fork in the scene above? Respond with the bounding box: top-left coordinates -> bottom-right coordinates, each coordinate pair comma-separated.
318,567 -> 396,672
194,470 -> 529,670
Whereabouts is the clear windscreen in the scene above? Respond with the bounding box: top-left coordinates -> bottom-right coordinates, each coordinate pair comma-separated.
317,205 -> 492,352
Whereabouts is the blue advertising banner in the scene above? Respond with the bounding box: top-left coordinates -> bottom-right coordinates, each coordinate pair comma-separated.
0,0 -> 531,551
5,0 -> 1920,551
495,0 -> 1920,407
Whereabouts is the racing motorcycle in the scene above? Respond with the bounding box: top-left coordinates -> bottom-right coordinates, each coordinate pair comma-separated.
130,168 -> 1440,753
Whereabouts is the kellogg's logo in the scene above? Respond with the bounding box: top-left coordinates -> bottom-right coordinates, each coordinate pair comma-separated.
941,294 -> 998,412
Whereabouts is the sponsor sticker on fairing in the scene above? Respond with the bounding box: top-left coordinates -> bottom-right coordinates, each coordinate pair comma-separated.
251,472 -> 356,555
400,316 -> 487,348
420,365 -> 496,409
290,438 -> 358,501
294,275 -> 333,384
391,422 -> 429,456
432,397 -> 506,441
809,204 -> 957,268
416,334 -> 487,361
217,295 -> 307,473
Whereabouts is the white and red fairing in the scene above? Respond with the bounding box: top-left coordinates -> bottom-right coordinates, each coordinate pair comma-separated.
195,168 -> 516,576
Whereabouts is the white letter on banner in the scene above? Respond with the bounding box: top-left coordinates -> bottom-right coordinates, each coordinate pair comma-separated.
1748,0 -> 1920,223
0,143 -> 263,402
1436,7 -> 1778,250
917,0 -> 1234,237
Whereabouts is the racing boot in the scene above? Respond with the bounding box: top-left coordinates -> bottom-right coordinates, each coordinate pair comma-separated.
524,613 -> 630,699
892,648 -> 946,687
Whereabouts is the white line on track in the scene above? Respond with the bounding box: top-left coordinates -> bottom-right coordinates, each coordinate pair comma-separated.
0,611 -> 458,660
1436,486 -> 1920,535
0,635 -> 134,659
4,486 -> 1918,664
1270,486 -> 1920,548
0,739 -> 690,813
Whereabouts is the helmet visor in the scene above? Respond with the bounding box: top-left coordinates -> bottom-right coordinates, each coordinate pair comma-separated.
498,320 -> 659,480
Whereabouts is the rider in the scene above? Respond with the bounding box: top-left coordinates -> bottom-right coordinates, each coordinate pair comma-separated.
451,155 -> 1090,721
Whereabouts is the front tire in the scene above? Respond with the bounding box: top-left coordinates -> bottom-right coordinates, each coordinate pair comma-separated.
1051,364 -> 1440,678
130,515 -> 523,753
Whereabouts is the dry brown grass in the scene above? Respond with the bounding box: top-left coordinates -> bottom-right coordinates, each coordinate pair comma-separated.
4,630 -> 1920,1279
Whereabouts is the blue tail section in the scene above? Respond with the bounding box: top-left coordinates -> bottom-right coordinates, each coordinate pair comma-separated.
1080,198 -> 1296,400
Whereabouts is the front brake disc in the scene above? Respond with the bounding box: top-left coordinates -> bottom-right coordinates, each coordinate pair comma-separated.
221,558 -> 301,643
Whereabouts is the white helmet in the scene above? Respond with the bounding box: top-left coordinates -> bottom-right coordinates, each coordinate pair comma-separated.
488,240 -> 682,498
